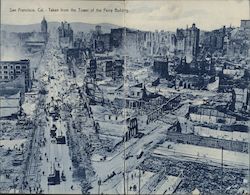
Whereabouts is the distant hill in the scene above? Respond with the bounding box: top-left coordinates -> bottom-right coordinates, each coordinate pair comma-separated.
1,22 -> 121,33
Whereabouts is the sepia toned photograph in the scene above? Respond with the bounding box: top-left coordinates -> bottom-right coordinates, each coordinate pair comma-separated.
0,0 -> 249,194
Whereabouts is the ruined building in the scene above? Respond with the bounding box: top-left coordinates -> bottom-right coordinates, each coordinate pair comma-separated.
58,22 -> 74,48
152,58 -> 169,79
176,23 -> 200,58
0,59 -> 31,92
240,19 -> 250,30
231,87 -> 250,112
201,26 -> 226,52
110,28 -> 138,52
105,59 -> 124,80
86,59 -> 97,79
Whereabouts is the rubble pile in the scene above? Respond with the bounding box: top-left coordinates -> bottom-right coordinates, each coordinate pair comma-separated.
141,156 -> 245,194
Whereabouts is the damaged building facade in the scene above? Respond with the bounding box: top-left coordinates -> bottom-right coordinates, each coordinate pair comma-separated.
105,59 -> 124,80
176,23 -> 200,58
58,21 -> 74,48
0,59 -> 31,92
152,58 -> 169,79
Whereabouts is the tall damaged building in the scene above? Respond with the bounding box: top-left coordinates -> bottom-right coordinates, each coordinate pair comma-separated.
58,21 -> 74,48
176,23 -> 200,61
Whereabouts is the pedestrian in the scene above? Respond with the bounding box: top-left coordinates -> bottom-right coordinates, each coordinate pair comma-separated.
69,166 -> 71,170
71,185 -> 73,190
42,171 -> 45,175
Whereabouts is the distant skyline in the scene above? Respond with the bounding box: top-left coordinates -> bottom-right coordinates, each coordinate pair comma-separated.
1,0 -> 250,31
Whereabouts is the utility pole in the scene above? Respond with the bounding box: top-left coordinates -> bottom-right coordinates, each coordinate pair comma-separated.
221,147 -> 224,194
13,179 -> 16,194
123,139 -> 126,195
138,167 -> 141,195
97,179 -> 101,195
127,171 -> 129,194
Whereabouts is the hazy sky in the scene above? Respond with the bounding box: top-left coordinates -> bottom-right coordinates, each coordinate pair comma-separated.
1,0 -> 250,31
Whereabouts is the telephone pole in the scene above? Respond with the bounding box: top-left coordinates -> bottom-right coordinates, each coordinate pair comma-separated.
221,147 -> 224,194
97,179 -> 101,195
126,171 -> 129,194
138,167 -> 141,195
123,134 -> 126,195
